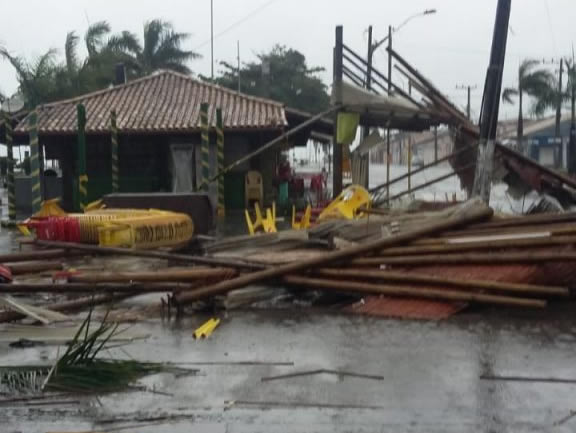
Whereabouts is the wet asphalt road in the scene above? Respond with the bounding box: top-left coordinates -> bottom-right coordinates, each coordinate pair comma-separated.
3,306 -> 576,433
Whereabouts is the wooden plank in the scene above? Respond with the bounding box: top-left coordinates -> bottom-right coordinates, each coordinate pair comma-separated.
172,206 -> 494,305
315,268 -> 568,297
283,275 -> 546,308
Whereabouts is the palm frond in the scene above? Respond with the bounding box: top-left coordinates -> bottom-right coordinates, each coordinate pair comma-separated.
106,31 -> 142,55
143,20 -> 167,64
65,32 -> 79,76
502,87 -> 518,104
85,21 -> 111,56
33,49 -> 59,77
0,47 -> 31,82
519,59 -> 541,79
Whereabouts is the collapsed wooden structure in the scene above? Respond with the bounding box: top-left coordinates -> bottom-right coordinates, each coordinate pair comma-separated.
2,200 -> 576,324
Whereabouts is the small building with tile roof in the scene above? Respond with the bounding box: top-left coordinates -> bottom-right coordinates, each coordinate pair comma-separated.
14,70 -> 300,211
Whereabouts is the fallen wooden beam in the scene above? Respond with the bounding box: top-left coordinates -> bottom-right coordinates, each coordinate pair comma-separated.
352,251 -> 576,266
0,282 -> 199,294
315,268 -> 569,297
0,249 -> 83,263
68,267 -> 237,283
377,235 -> 576,257
283,275 -> 546,308
7,261 -> 64,275
172,206 -> 494,305
33,240 -> 266,270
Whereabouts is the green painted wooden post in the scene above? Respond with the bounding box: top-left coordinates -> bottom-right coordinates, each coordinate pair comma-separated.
77,104 -> 88,210
216,108 -> 225,217
200,103 -> 210,193
110,110 -> 119,193
28,111 -> 41,214
3,112 -> 16,220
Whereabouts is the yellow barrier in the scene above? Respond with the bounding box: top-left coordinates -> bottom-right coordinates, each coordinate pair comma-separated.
69,209 -> 160,244
98,212 -> 194,249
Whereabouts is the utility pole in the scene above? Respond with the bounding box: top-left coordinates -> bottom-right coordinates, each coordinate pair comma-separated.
555,58 -> 564,139
472,0 -> 512,203
456,84 -> 477,120
210,0 -> 214,79
237,40 -> 241,93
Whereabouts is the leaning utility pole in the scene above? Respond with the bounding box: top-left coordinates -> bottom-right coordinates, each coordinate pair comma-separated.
472,0 -> 512,203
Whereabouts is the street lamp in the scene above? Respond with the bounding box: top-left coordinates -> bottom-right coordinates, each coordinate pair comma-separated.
372,9 -> 437,52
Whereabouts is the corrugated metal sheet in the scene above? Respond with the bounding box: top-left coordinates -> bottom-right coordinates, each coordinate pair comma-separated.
345,296 -> 466,320
15,70 -> 287,134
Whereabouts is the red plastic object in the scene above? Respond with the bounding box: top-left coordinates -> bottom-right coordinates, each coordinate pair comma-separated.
30,217 -> 81,242
0,265 -> 13,283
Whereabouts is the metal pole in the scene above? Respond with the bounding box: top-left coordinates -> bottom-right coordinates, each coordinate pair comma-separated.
200,102 -> 210,193
110,110 -> 119,193
467,86 -> 471,119
77,104 -> 88,211
197,106 -> 339,191
434,126 -> 438,161
386,25 -> 392,205
407,82 -> 412,194
210,0 -> 214,79
216,108 -> 225,217
362,25 -> 373,190
570,56 -> 576,174
332,25 -> 344,198
29,111 -> 41,214
472,0 -> 512,203
3,111 -> 16,220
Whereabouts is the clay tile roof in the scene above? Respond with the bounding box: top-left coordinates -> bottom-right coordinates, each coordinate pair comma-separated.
15,70 -> 287,134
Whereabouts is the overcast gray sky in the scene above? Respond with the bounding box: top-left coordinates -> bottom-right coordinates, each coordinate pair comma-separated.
0,0 -> 573,120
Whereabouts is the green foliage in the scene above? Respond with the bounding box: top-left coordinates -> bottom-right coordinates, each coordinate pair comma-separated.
211,45 -> 330,113
0,20 -> 199,108
0,311 -> 171,395
502,59 -> 556,117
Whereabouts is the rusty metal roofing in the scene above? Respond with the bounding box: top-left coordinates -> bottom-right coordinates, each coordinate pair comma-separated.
15,70 -> 287,134
345,296 -> 466,320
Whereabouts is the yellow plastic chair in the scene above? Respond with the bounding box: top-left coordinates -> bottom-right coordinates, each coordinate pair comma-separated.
245,202 -> 277,235
245,171 -> 263,208
292,204 -> 312,230
318,185 -> 371,221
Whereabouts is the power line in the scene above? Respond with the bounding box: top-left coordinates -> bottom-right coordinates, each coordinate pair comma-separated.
194,0 -> 279,51
543,0 -> 558,55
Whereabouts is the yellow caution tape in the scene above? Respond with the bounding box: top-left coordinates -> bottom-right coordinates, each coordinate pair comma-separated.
98,212 -> 194,249
193,318 -> 221,339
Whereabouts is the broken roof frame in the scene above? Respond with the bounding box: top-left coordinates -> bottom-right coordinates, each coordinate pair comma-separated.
331,25 -> 576,206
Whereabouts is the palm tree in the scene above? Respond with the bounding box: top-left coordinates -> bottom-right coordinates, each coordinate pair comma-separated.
502,59 -> 556,149
107,20 -> 200,76
0,47 -> 67,108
